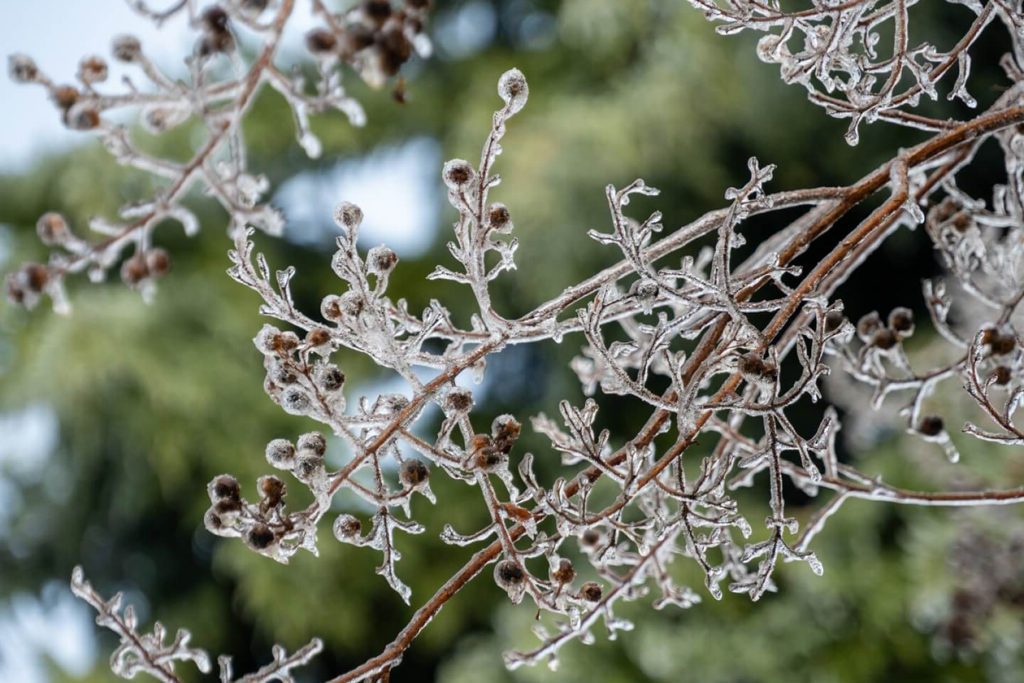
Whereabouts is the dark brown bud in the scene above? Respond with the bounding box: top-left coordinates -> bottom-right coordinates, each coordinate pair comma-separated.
297,432 -> 327,457
198,31 -> 234,56
491,415 -> 521,454
202,6 -> 230,32
987,331 -> 1017,356
333,514 -> 362,540
258,475 -> 287,507
581,528 -> 602,548
917,415 -> 944,437
472,434 -> 503,471
494,559 -> 525,588
265,439 -> 296,469
121,254 -> 149,285
487,203 -> 510,230
306,327 -> 331,347
824,310 -> 845,333
68,105 -> 101,131
442,159 -> 474,189
992,366 -> 1013,386
856,311 -> 882,342
52,85 -> 80,111
214,497 -> 242,514
579,581 -> 603,602
738,352 -> 776,384
209,474 -> 241,502
341,24 -> 376,57
321,295 -> 343,322
871,328 -> 898,350
247,524 -> 276,550
22,263 -> 50,293
305,28 -> 338,54
36,212 -> 69,245
318,365 -> 345,392
445,388 -> 473,413
551,558 -> 575,584
888,307 -> 914,336
378,27 -> 413,76
363,0 -> 393,24
399,459 -> 429,488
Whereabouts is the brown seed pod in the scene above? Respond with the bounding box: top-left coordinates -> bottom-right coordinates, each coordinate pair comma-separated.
918,415 -> 944,437
265,439 -> 296,469
824,310 -> 845,333
888,307 -> 914,336
551,558 -> 576,584
494,559 -> 525,588
258,475 -> 287,507
305,28 -> 338,54
247,524 -> 276,550
209,474 -> 241,502
871,328 -> 898,350
297,432 -> 327,457
579,581 -> 603,602
333,514 -> 362,541
399,459 -> 429,488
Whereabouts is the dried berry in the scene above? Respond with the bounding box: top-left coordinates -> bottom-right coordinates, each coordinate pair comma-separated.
888,307 -> 914,336
36,212 -> 69,245
551,558 -> 575,584
305,28 -> 338,54
399,459 -> 429,488
918,415 -> 944,437
297,432 -> 327,457
52,85 -> 80,111
265,439 -> 296,469
333,513 -> 362,541
318,365 -> 345,392
579,581 -> 603,602
247,524 -> 276,550
491,415 -> 521,454
445,388 -> 473,413
487,203 -> 510,230
258,475 -> 287,507
363,0 -> 393,24
307,327 -> 331,347
494,559 -> 525,588
78,56 -> 108,84
9,54 -> 39,83
856,311 -> 883,342
112,35 -> 142,62
824,310 -> 845,333
202,6 -> 230,32
368,245 -> 398,275
333,201 -> 363,230
581,528 -> 602,548
738,352 -> 777,384
208,474 -> 241,502
471,434 -> 503,471
442,159 -> 474,190
145,249 -> 171,277
120,254 -> 149,285
992,366 -> 1012,386
871,328 -> 898,350
282,388 -> 311,414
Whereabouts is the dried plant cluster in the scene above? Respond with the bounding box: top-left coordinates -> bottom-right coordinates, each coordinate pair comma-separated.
6,1 -> 1024,681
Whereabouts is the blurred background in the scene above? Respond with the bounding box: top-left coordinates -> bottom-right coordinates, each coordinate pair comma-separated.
2,1 -> 1023,681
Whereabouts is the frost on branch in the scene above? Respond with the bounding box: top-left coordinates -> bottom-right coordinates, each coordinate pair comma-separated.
72,566 -> 322,682
4,0 -> 432,311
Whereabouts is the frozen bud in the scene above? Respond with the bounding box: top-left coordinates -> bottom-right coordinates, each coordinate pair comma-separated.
145,249 -> 171,277
333,513 -> 362,541
214,497 -> 242,517
379,27 -> 413,76
198,31 -> 235,56
399,459 -> 429,488
339,290 -> 366,318
247,524 -> 276,550
258,475 -> 287,507
381,394 -> 410,414
297,432 -> 327,457
992,366 -> 1013,386
51,85 -> 80,111
362,0 -> 392,24
317,364 -> 345,392
856,311 -> 883,343
497,68 -> 529,115
67,103 -> 101,131
202,5 -> 230,32
917,415 -> 944,437
208,474 -> 241,503
738,352 -> 776,384
551,558 -> 575,584
265,439 -> 296,469
36,212 -> 70,245
494,559 -> 525,589
333,201 -> 363,230
306,327 -> 331,348
472,434 -> 504,471
269,360 -> 298,385
294,454 -> 325,484
580,527 -> 602,548
871,328 -> 898,350
579,581 -> 603,603
824,310 -> 845,333
78,56 -> 108,84
951,212 -> 972,233
445,388 -> 473,413
120,253 -> 149,285
982,328 -> 1017,356
112,35 -> 142,62
255,325 -> 300,355
281,387 -> 311,415
367,245 -> 398,276
305,28 -> 338,54
442,159 -> 475,190
487,203 -> 511,230
19,263 -> 50,293
9,54 -> 39,83
491,414 -> 521,454
888,307 -> 914,336
204,508 -> 231,535
321,294 -> 344,322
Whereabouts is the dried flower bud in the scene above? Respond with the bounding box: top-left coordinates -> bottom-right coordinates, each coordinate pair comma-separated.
497,68 -> 529,115
333,514 -> 362,541
198,31 -> 235,56
120,254 -> 149,285
258,475 -> 287,507
494,559 -> 525,588
368,245 -> 398,275
321,295 -> 344,322
491,414 -> 521,454
471,434 -> 503,471
9,54 -> 39,83
256,326 -> 301,355
305,28 -> 338,54
294,454 -> 325,483
339,291 -> 366,318
579,581 -> 603,602
265,439 -> 296,469
282,387 -> 311,415
112,35 -> 142,62
52,85 -> 80,111
379,27 -> 414,76
399,459 -> 429,488
983,329 -> 1017,356
306,327 -> 331,348
297,432 -> 327,457
487,203 -> 510,230
78,56 -> 108,84
856,311 -> 883,342
145,249 -> 171,277
551,558 -> 575,584
67,103 -> 101,131
202,5 -> 230,32
36,212 -> 70,245
991,366 -> 1013,386
917,415 -> 944,437
333,201 -> 363,230
871,328 -> 898,350
445,388 -> 473,413
824,310 -> 845,333
580,528 -> 602,548
442,159 -> 475,190
888,307 -> 914,336
317,364 -> 345,392
208,474 -> 241,503
247,524 -> 276,550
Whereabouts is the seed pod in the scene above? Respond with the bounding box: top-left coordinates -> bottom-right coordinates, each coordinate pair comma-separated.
871,328 -> 898,351
442,159 -> 475,190
265,439 -> 296,469
306,327 -> 331,348
362,0 -> 392,24
379,27 -> 413,76
580,528 -> 602,548
368,245 -> 398,275
399,459 -> 429,488
471,434 -> 503,471
318,364 -> 345,392
738,352 -> 777,385
247,524 -> 276,550
281,388 -> 311,414
856,311 -> 883,342
987,331 -> 1017,356
120,254 -> 149,285
208,474 -> 241,503
297,432 -> 327,457
497,68 -> 529,115
333,201 -> 363,230
551,558 -> 575,584
824,310 -> 845,333
78,56 -> 108,84
145,249 -> 171,277
494,559 -> 525,589
579,581 -> 603,602
20,264 -> 50,293
305,28 -> 338,54
991,366 -> 1012,386
112,35 -> 142,62
9,54 -> 39,82
888,307 -> 914,336
445,388 -> 473,414
491,415 -> 522,454
918,415 -> 944,437
258,475 -> 287,507
202,5 -> 230,32
67,104 -> 101,131
487,203 -> 510,230
35,212 -> 68,245
333,514 -> 362,541
321,294 -> 344,322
